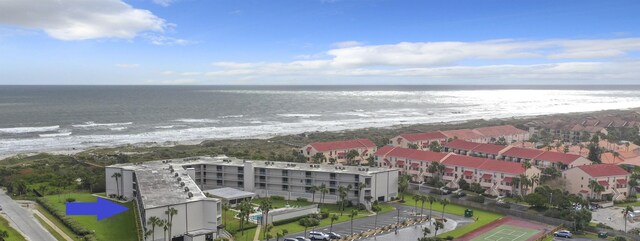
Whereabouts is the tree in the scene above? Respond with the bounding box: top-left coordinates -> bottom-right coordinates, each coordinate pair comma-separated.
159,219 -> 168,241
148,216 -> 160,241
428,196 -> 437,220
613,152 -> 620,162
413,194 -> 421,214
111,172 -> 122,197
238,200 -> 253,235
422,226 -> 431,238
372,203 -> 381,230
588,180 -> 605,200
328,157 -> 336,165
439,199 -> 449,220
346,149 -> 360,165
221,203 -> 230,227
311,152 -> 326,164
623,206 -> 634,232
259,199 -> 273,239
276,229 -> 288,241
349,209 -> 359,235
338,186 -> 349,215
299,217 -> 319,237
408,143 -> 419,149
165,207 -> 178,240
265,224 -> 273,241
398,175 -> 410,201
367,156 -> 375,167
310,185 -> 319,203
457,178 -> 469,190
629,178 -> 638,196
419,195 -> 427,216
0,230 -> 9,241
428,141 -> 442,152
524,193 -> 547,208
433,220 -> 444,237
356,182 -> 366,204
319,183 -> 328,206
329,214 -> 339,234
495,137 -> 508,146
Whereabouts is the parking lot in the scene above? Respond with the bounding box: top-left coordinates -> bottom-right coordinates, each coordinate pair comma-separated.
591,206 -> 640,231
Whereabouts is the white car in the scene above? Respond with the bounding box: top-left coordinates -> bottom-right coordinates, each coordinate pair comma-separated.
553,230 -> 572,238
309,231 -> 329,241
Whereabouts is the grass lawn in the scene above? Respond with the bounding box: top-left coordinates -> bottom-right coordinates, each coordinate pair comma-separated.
0,215 -> 26,241
400,193 -> 503,239
35,205 -> 82,241
222,209 -> 258,241
42,193 -> 139,241
251,198 -> 394,239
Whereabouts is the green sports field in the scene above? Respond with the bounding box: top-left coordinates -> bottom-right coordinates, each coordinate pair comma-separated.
470,225 -> 540,241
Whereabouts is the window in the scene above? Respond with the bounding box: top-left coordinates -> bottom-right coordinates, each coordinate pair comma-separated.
282,170 -> 288,176
283,177 -> 289,183
238,182 -> 243,187
306,171 -> 312,178
282,185 -> 289,191
237,174 -> 244,179
216,166 -> 223,171
259,183 -> 266,188
330,173 -> 336,179
237,167 -> 244,172
216,180 -> 223,185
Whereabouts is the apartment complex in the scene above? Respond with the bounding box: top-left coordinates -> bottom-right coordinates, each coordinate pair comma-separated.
563,164 -> 630,201
440,155 -> 541,196
389,125 -> 530,149
106,161 -> 222,241
501,147 -> 591,169
374,146 -> 451,182
300,138 -> 377,165
443,139 -> 508,159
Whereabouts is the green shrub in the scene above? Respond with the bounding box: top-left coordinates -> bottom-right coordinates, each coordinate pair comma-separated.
36,197 -> 92,236
66,197 -> 76,202
468,195 -> 485,204
296,197 -> 308,202
270,196 -> 285,201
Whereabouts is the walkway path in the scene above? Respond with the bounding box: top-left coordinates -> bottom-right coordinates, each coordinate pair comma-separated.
33,209 -> 75,241
253,224 -> 261,241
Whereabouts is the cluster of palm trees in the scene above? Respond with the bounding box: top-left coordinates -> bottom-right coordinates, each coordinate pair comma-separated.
588,180 -> 606,200
511,160 -> 540,196
309,183 -> 329,205
144,207 -> 178,241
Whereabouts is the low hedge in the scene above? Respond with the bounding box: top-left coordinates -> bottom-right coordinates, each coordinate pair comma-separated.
468,195 -> 485,204
36,197 -> 93,236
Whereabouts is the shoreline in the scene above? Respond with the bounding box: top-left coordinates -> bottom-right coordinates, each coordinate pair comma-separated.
1,107 -> 639,162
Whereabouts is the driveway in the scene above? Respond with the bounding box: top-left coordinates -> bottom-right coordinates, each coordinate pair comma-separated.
283,203 -> 472,240
0,190 -> 57,241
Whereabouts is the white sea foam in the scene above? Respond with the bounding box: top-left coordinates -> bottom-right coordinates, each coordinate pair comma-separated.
155,125 -> 175,129
72,122 -> 133,128
175,119 -> 220,123
220,115 -> 244,118
277,114 -> 322,118
39,132 -> 72,138
109,127 -> 128,131
0,125 -> 60,134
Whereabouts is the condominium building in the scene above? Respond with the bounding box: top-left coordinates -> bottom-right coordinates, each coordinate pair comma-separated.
500,147 -> 591,169
563,164 -> 631,201
374,146 -> 451,182
443,139 -> 509,159
390,125 -> 529,149
300,139 -> 377,165
106,161 -> 222,241
389,132 -> 448,150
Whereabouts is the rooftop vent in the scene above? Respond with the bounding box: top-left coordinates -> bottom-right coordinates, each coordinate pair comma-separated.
187,192 -> 193,199
174,173 -> 179,177
184,187 -> 189,192
177,177 -> 182,182
180,182 -> 185,187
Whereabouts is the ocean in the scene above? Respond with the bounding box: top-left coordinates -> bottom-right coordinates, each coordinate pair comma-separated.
2,85 -> 640,156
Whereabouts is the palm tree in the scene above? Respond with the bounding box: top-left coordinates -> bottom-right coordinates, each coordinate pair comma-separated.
413,194 -> 421,214
428,196 -> 437,220
511,176 -> 521,195
147,216 -> 160,241
259,199 -> 273,239
518,174 -> 531,195
319,183 -> 328,206
439,199 -> 449,220
276,229 -> 288,241
159,219 -> 168,241
338,186 -> 349,215
165,207 -> 178,240
419,195 -> 427,216
433,220 -> 444,237
613,152 -> 620,162
111,172 -> 122,196
588,180 -> 605,200
349,209 -> 359,236
398,175 -> 410,201
422,226 -> 431,238
221,203 -> 230,227
329,214 -> 339,234
265,224 -> 273,241
372,203 -> 381,230
623,206 -> 634,232
629,179 -> 638,196
238,201 -> 252,235
356,182 -> 366,204
310,185 -> 319,203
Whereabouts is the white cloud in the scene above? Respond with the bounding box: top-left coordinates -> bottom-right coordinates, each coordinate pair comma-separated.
144,34 -> 193,46
0,0 -> 167,40
153,0 -> 177,7
115,64 -> 140,68
333,41 -> 364,48
204,38 -> 640,83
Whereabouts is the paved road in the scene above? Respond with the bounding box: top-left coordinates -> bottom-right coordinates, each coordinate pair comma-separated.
283,203 -> 471,240
0,190 -> 57,241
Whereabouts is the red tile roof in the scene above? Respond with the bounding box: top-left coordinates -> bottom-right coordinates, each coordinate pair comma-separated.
473,125 -> 528,137
441,155 -> 527,174
482,174 -> 493,179
374,146 -> 448,162
444,168 -> 454,173
598,180 -> 609,186
398,132 -> 448,142
411,163 -> 420,168
309,138 -> 376,152
502,147 -> 545,159
473,143 -> 508,155
535,152 -> 583,165
503,177 -> 513,183
617,179 -> 627,185
577,164 -> 629,177
444,139 -> 481,150
441,129 -> 484,140
463,170 -> 474,176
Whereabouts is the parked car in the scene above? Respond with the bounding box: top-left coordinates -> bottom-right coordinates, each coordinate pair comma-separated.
295,237 -> 311,241
553,230 -> 572,238
284,238 -> 298,241
309,231 -> 330,240
455,191 -> 467,197
328,232 -> 341,239
439,187 -> 452,195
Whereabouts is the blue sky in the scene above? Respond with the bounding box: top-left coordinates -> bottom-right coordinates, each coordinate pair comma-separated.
0,0 -> 639,85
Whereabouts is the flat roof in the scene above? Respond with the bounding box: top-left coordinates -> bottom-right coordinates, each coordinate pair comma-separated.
110,161 -> 214,209
203,187 -> 255,200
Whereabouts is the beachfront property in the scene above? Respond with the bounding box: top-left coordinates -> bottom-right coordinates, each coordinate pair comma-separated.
443,139 -> 509,159
106,161 -> 222,241
563,164 -> 631,201
500,147 -> 591,169
300,138 -> 377,165
106,155 -> 398,239
527,115 -> 640,143
389,125 -> 530,149
440,155 -> 542,196
374,146 -> 452,182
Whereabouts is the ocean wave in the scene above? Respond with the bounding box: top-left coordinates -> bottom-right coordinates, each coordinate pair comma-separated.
277,114 -> 322,118
110,127 -> 128,131
72,122 -> 133,128
175,118 -> 220,123
0,125 -> 60,134
220,115 -> 244,119
155,125 -> 175,129
39,132 -> 72,138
